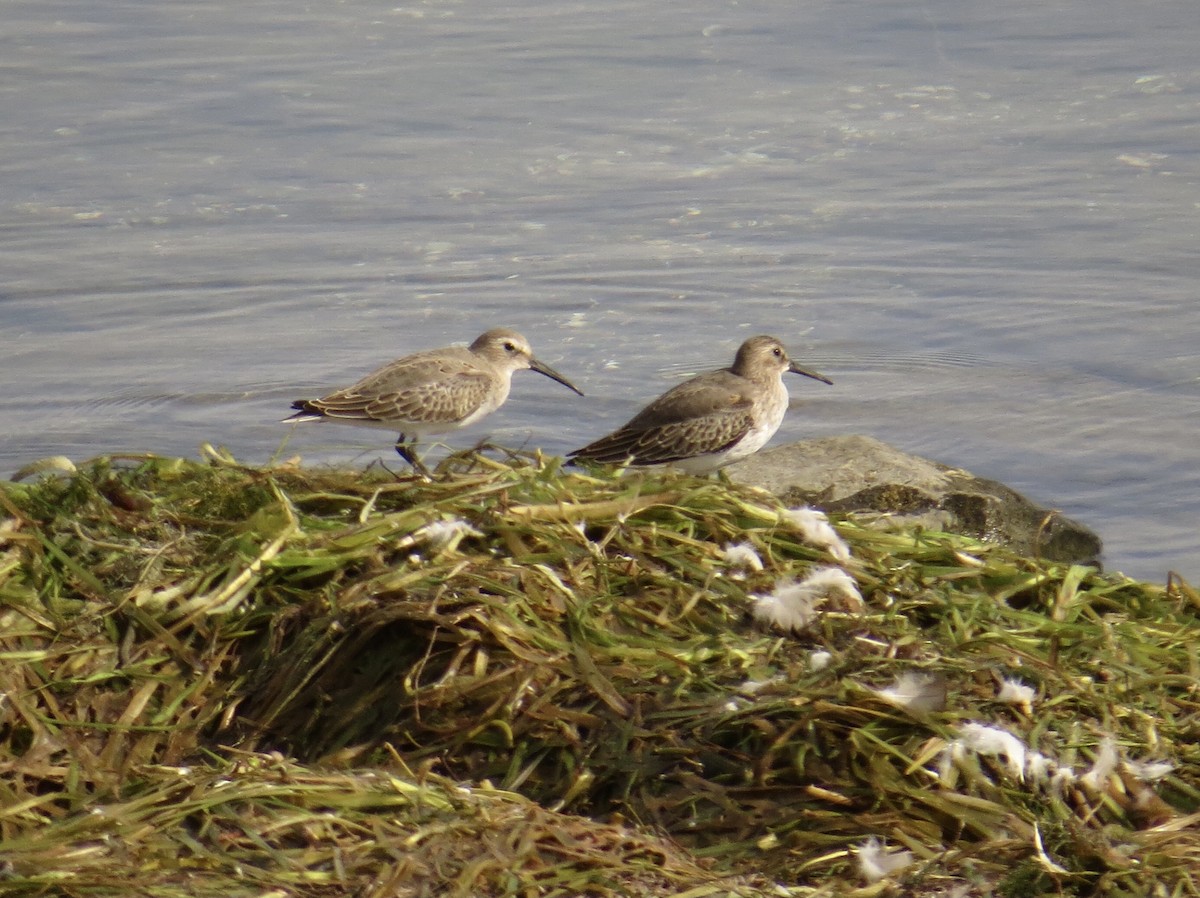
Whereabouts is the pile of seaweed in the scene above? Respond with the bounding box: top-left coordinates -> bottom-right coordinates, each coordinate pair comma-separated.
1,447 -> 1197,897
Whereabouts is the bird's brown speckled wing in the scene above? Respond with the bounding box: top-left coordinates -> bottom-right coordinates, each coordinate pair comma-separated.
300,348 -> 495,426
570,410 -> 753,465
571,371 -> 755,465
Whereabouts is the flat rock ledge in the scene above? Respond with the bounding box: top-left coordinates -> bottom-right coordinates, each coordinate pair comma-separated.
726,434 -> 1103,566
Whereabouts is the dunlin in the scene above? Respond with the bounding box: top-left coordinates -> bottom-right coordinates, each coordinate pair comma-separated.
568,335 -> 831,474
285,328 -> 583,475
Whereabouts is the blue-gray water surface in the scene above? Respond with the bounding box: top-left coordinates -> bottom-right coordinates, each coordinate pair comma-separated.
2,0 -> 1197,583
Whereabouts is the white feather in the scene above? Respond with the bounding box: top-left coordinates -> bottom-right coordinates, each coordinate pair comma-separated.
783,507 -> 851,562
752,586 -> 822,633
801,566 -> 863,605
1025,752 -> 1054,786
808,650 -> 834,671
1125,758 -> 1174,782
875,672 -> 945,713
720,541 -> 764,571
424,518 -> 482,548
1050,766 -> 1077,795
958,722 -> 1027,781
1080,737 -> 1119,792
751,567 -> 862,633
856,836 -> 914,883
996,678 -> 1036,712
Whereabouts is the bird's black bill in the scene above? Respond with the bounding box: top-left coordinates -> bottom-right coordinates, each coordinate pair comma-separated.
788,361 -> 833,385
530,358 -> 585,396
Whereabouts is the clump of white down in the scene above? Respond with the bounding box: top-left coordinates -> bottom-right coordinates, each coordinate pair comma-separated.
939,728 -> 1172,794
874,672 -> 947,714
782,507 -> 851,563
996,677 -> 1036,713
396,518 -> 484,556
720,541 -> 764,572
856,836 -> 914,883
751,567 -> 863,633
952,722 -> 1028,781
808,650 -> 834,671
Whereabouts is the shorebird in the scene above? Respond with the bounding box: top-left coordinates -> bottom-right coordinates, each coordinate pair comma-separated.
568,335 -> 831,474
284,328 -> 583,476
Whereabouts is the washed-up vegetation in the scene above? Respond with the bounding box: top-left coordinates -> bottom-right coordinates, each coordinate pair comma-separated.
0,447 -> 1198,897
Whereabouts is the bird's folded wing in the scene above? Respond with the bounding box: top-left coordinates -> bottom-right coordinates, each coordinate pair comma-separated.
312,372 -> 493,425
573,407 -> 753,465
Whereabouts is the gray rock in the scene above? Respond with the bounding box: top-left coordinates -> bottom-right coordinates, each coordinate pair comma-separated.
725,435 -> 1102,566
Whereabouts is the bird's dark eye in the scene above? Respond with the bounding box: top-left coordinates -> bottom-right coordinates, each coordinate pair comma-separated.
772,347 -> 783,357
504,342 -> 517,353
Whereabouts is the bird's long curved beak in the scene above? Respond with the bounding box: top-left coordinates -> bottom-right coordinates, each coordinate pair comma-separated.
788,361 -> 833,385
530,357 -> 585,396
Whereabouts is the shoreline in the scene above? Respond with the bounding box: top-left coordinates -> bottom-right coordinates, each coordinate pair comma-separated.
0,450 -> 1195,895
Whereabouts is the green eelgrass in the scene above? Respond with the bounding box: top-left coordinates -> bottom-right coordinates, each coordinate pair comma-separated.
0,447 -> 1197,896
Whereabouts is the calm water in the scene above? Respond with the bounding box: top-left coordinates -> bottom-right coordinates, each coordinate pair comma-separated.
2,0 -> 1197,583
